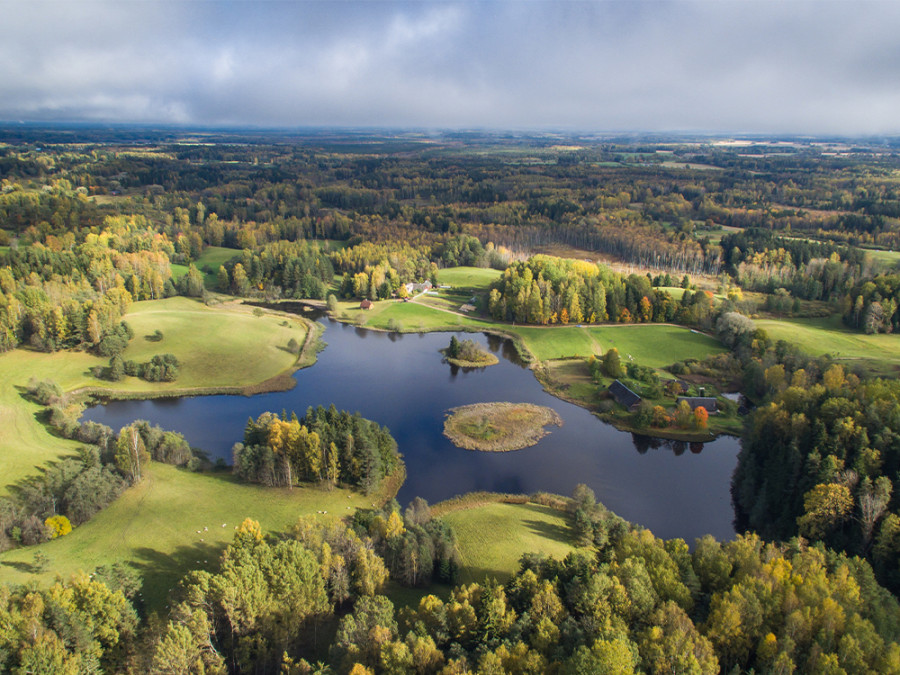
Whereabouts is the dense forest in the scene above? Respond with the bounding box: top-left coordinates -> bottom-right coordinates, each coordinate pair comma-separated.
4,498 -> 900,673
233,406 -> 402,494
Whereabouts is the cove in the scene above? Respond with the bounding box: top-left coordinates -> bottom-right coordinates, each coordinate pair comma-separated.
82,317 -> 740,543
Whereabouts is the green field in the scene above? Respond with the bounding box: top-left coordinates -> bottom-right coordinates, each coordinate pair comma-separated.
864,248 -> 900,273
0,463 -> 369,612
436,266 -> 501,290
0,297 -> 308,488
337,298 -> 724,370
171,246 -> 240,286
443,502 -> 575,583
757,315 -> 900,375
587,325 -> 726,369
510,324 -> 724,368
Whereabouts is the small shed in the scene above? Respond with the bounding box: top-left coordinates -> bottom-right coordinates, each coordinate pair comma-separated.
677,396 -> 718,414
609,380 -> 642,411
359,299 -> 373,310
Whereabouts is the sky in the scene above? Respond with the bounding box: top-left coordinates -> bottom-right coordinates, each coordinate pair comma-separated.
3,0 -> 900,134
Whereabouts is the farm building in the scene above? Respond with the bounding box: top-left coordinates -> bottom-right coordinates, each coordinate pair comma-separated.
608,380 -> 642,411
677,396 -> 718,414
359,299 -> 373,310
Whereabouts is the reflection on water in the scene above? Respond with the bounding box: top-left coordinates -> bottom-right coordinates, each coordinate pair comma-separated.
83,317 -> 741,543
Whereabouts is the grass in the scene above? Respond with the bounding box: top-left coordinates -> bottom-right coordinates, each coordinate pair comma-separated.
509,324 -> 725,368
0,463 -> 370,612
586,325 -> 726,370
0,297 -> 309,488
442,502 -> 575,584
865,248 -> 900,273
756,314 -> 900,376
171,246 -> 240,286
335,298 -> 725,372
443,402 -> 562,452
435,266 -> 501,290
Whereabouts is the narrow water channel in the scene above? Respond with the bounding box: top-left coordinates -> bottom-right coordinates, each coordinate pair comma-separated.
82,317 -> 740,543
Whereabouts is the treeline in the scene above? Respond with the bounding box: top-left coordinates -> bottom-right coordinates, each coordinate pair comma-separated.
10,497 -> 900,673
843,271 -> 900,333
352,498 -> 461,588
218,239 -> 335,299
721,228 -> 865,300
0,214 -> 177,352
233,406 -> 402,494
733,365 -> 900,594
487,255 -> 713,326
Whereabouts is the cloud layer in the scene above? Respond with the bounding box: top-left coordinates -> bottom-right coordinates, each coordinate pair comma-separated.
3,1 -> 899,133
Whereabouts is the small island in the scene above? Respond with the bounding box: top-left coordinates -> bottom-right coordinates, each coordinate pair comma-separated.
443,402 -> 563,452
442,336 -> 499,368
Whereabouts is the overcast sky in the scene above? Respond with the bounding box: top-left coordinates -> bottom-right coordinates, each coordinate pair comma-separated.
3,0 -> 900,134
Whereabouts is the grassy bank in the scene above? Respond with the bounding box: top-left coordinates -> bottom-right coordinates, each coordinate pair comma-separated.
0,463 -> 370,612
0,297 -> 311,488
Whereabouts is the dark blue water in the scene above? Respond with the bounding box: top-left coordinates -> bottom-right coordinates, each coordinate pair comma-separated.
82,318 -> 740,543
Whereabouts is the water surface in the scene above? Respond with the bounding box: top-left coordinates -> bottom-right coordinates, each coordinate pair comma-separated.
83,318 -> 740,543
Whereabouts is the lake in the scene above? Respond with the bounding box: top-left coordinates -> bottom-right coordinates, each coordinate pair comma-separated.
83,317 -> 740,543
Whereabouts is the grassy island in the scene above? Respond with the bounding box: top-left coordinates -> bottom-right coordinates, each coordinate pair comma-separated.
443,402 -> 563,452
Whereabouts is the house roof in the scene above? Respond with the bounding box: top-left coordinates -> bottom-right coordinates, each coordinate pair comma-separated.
677,396 -> 718,413
360,299 -> 373,309
609,380 -> 642,409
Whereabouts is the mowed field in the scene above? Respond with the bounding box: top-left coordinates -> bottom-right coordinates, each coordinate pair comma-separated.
0,463 -> 370,612
0,297 -> 308,488
514,324 -> 725,367
756,315 -> 900,375
435,266 -> 502,289
442,502 -> 575,583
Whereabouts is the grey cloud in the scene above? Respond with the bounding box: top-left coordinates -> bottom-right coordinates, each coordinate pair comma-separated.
1,1 -> 899,133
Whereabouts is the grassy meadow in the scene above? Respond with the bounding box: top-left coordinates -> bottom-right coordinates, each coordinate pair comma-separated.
756,314 -> 900,375
435,266 -> 502,289
0,463 -> 370,612
442,501 -> 575,584
0,297 -> 309,488
171,246 -> 240,286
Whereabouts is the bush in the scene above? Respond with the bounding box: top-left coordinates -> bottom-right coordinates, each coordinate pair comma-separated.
45,515 -> 73,538
26,378 -> 62,405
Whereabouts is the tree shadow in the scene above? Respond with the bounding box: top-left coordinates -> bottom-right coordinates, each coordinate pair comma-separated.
0,559 -> 39,574
130,540 -> 226,612
521,515 -> 572,545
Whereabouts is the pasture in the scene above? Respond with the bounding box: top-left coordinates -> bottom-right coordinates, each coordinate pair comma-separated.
0,463 -> 369,612
442,501 -> 575,584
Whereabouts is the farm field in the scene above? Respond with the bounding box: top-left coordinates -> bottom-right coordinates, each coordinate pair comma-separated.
756,315 -> 900,375
441,501 -> 575,584
0,463 -> 369,612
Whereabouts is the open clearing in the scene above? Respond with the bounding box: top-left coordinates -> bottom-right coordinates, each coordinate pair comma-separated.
757,315 -> 900,375
442,502 -> 575,583
435,266 -> 501,290
0,297 -> 308,488
171,246 -> 240,286
0,463 -> 369,612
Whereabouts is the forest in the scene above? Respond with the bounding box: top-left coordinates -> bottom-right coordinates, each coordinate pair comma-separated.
3,128 -> 900,672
